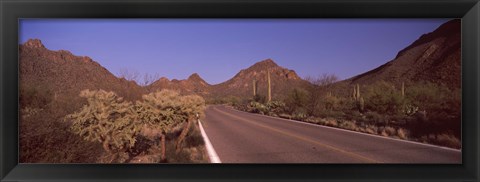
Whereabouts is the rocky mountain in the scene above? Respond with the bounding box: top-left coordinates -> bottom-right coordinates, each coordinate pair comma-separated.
144,58 -> 310,100
19,39 -> 145,106
20,39 -> 308,105
339,19 -> 461,90
210,59 -> 310,100
146,73 -> 211,95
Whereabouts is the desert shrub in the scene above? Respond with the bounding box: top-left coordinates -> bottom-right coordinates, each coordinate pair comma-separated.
253,94 -> 267,104
384,126 -> 397,136
397,128 -> 408,139
364,111 -> 386,125
278,113 -> 293,120
324,119 -> 338,127
64,89 -> 140,163
364,125 -> 378,134
338,120 -> 358,131
323,93 -> 340,110
292,112 -> 308,121
434,134 -> 461,149
225,96 -> 241,106
265,100 -> 286,115
19,84 -> 53,109
284,88 -> 310,115
417,133 -> 461,149
363,81 -> 405,115
184,125 -> 205,148
406,82 -> 451,113
317,110 -> 345,120
247,101 -> 268,114
400,82 -> 461,139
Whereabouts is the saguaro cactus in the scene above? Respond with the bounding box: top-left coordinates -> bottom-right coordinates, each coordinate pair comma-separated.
401,82 -> 405,98
352,84 -> 364,112
356,84 -> 361,100
353,84 -> 361,101
353,86 -> 357,100
267,70 -> 271,102
253,79 -> 257,96
359,97 -> 365,112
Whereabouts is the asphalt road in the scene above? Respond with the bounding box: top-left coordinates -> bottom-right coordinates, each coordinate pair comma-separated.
201,105 -> 461,163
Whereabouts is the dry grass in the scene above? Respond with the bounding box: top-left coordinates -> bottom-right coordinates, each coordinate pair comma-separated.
397,128 -> 408,139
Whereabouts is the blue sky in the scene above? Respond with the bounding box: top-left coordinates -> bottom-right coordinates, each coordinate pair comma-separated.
19,19 -> 451,84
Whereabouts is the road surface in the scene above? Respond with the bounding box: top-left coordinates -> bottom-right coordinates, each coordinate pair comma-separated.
201,105 -> 461,163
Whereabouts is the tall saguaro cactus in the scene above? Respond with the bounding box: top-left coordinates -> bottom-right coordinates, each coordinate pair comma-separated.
353,84 -> 361,101
401,82 -> 405,98
253,79 -> 257,96
356,84 -> 361,100
267,69 -> 271,102
352,84 -> 365,112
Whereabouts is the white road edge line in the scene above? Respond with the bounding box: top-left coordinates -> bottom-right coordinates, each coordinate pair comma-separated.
198,120 -> 222,163
224,106 -> 461,153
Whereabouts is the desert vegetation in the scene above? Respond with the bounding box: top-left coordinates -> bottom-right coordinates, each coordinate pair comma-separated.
20,87 -> 208,163
232,73 -> 461,149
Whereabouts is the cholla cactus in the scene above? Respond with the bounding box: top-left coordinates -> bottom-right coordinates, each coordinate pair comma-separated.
135,90 -> 205,158
65,89 -> 206,163
64,89 -> 140,163
136,90 -> 205,133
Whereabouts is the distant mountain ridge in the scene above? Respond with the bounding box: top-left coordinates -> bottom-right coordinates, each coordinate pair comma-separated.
19,39 -> 309,102
20,19 -> 460,104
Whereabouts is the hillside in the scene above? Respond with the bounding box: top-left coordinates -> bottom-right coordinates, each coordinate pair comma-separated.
337,19 -> 461,90
20,39 -> 145,104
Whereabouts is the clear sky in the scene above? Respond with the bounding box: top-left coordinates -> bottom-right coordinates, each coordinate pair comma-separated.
19,19 -> 451,84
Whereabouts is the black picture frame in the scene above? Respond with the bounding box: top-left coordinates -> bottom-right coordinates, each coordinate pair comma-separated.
1,0 -> 479,181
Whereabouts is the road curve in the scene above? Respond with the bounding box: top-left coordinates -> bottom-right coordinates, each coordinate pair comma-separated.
201,105 -> 461,163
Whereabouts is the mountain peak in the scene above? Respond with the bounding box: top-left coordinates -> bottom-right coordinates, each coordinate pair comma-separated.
187,73 -> 207,83
254,58 -> 278,67
247,59 -> 281,72
24,39 -> 45,49
188,73 -> 201,80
